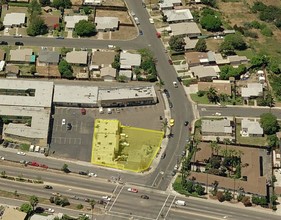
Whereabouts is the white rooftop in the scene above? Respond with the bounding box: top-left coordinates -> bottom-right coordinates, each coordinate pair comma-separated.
159,0 -> 182,9
202,119 -> 232,134
241,83 -> 263,98
53,84 -> 98,105
3,13 -> 26,26
164,9 -> 193,22
120,52 -> 141,68
170,22 -> 201,36
95,17 -> 119,30
190,65 -> 217,79
65,15 -> 88,29
241,118 -> 263,135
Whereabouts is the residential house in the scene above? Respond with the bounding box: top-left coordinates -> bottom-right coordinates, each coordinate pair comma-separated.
213,53 -> 230,66
169,22 -> 201,37
5,65 -> 20,78
3,13 -> 26,27
100,66 -> 116,81
91,50 -> 116,69
37,50 -> 60,78
190,65 -> 217,81
9,49 -> 35,64
41,15 -> 60,30
159,0 -> 182,11
241,83 -> 263,100
66,51 -> 88,66
201,119 -> 234,140
241,118 -> 263,137
198,80 -> 232,96
120,52 -> 141,69
184,37 -> 198,50
163,9 -> 193,23
1,206 -> 26,220
65,15 -> 88,30
228,55 -> 248,66
83,0 -> 102,5
185,52 -> 208,67
95,17 -> 119,31
30,214 -> 56,220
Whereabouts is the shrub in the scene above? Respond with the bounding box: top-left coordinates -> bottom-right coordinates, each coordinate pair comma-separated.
216,191 -> 225,202
261,27 -> 273,37
77,204 -> 83,209
242,196 -> 252,207
197,90 -> 205,97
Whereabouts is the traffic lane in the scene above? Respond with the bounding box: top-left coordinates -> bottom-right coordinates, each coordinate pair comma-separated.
198,105 -> 281,118
0,36 -> 145,49
168,209 -> 224,220
0,164 -> 117,193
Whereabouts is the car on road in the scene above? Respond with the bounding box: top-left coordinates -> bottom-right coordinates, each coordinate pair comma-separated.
79,171 -> 88,176
81,108 -> 86,115
215,112 -> 221,116
127,188 -> 138,193
149,18 -> 154,24
15,42 -> 24,46
168,100 -> 173,108
139,30 -> 143,35
52,192 -> 61,197
67,123 -> 72,130
184,121 -> 189,126
169,119 -> 175,127
20,160 -> 27,164
40,164 -> 48,169
168,59 -> 173,65
30,161 -> 39,167
0,41 -> 8,45
102,196 -> 111,201
88,172 -> 97,177
108,45 -> 116,49
13,34 -> 22,38
44,185 -> 53,189
56,36 -> 64,39
163,89 -> 170,98
17,151 -> 26,156
174,164 -> 179,170
173,81 -> 178,88
72,195 -> 79,200
47,208 -> 55,213
62,119 -> 66,125
171,170 -> 177,176
161,151 -> 166,159
181,150 -> 186,157
141,195 -> 149,199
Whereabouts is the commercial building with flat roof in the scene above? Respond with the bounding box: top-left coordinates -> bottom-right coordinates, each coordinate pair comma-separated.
2,206 -> 26,220
53,85 -> 98,107
0,79 -> 54,145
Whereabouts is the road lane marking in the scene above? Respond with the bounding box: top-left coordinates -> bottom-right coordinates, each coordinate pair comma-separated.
170,207 -> 225,220
156,193 -> 170,220
108,184 -> 124,212
108,210 -> 155,220
105,184 -> 119,210
164,195 -> 176,219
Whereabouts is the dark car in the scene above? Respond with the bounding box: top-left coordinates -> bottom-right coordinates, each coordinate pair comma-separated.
139,30 -> 143,35
168,100 -> 173,108
79,171 -> 88,176
0,41 -> 8,45
15,42 -> 24,46
141,195 -> 149,199
161,151 -> 166,159
56,36 -> 64,39
44,185 -> 53,189
171,170 -> 177,176
184,121 -> 189,126
168,59 -> 173,65
67,123 -> 72,130
163,89 -> 170,98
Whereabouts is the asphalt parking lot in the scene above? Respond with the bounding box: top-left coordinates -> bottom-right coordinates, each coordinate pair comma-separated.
50,93 -> 165,162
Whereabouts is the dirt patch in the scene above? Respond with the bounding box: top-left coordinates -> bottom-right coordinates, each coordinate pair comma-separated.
245,0 -> 281,7
102,0 -> 125,7
206,38 -> 223,52
95,10 -> 132,24
70,0 -> 83,6
111,26 -> 137,40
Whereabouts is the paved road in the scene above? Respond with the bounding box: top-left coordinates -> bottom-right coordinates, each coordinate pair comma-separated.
199,105 -> 281,119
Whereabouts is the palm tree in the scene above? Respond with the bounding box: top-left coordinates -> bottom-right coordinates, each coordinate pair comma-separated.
89,199 -> 96,220
207,87 -> 219,103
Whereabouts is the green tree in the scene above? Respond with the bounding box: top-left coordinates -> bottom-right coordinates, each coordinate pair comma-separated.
261,27 -> 273,37
206,87 -> 219,103
89,199 -> 96,220
168,36 -> 184,51
0,21 -> 4,31
77,204 -> 83,209
52,0 -> 72,9
185,181 -> 194,193
20,203 -> 33,216
216,191 -> 225,202
260,113 -> 279,135
224,190 -> 233,201
250,54 -> 269,68
194,184 -> 205,195
29,195 -> 39,211
60,197 -> 70,207
58,60 -> 73,79
75,20 -> 96,37
219,65 -> 246,80
195,39 -> 207,52
28,0 -> 42,16
61,163 -> 69,173
267,134 -> 279,148
268,58 -> 281,74
39,0 -> 51,6
201,0 -> 217,7
200,14 -> 222,32
219,40 -> 235,55
221,33 -> 247,50
82,6 -> 91,15
27,15 -> 48,36
112,53 -> 120,70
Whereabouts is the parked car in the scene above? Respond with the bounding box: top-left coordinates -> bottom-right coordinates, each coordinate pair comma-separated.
52,192 -> 61,197
44,185 -> 53,189
56,36 -> 64,39
161,151 -> 166,159
141,195 -> 149,199
62,119 -> 66,125
40,164 -> 48,169
184,121 -> 189,126
149,18 -> 154,24
15,42 -> 24,46
171,170 -> 177,176
168,100 -> 173,109
0,41 -> 8,45
79,171 -> 88,176
139,30 -> 143,35
67,123 -> 72,130
30,161 -> 40,167
17,151 -> 26,156
102,196 -> 111,201
13,34 -> 22,38
127,188 -> 138,193
169,119 -> 175,127
168,59 -> 173,65
88,172 -> 97,177
47,208 -> 55,213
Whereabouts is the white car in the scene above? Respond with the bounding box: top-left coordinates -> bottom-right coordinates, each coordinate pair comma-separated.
47,208 -> 55,213
215,112 -> 221,116
17,151 -> 26,156
62,119 -> 66,125
102,196 -> 111,201
88,172 -> 97,177
0,157 -> 4,160
149,18 -> 154,24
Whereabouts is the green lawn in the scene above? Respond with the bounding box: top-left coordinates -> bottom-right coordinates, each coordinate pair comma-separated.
190,94 -> 210,104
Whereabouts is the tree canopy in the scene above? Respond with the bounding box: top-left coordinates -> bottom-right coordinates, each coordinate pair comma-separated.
201,0 -> 217,8
200,14 -> 222,32
59,60 -> 73,78
39,0 -> 51,6
27,16 -> 48,36
260,113 -> 279,135
75,20 -> 96,37
168,36 -> 185,51
219,64 -> 246,80
29,195 -> 39,211
52,0 -> 72,9
20,203 -> 33,216
195,39 -> 207,52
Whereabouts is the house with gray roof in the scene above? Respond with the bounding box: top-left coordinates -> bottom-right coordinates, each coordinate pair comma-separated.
100,66 -> 116,81
159,0 -> 182,10
38,50 -> 60,64
120,52 -> 141,69
190,65 -> 217,81
64,15 -> 88,30
66,51 -> 88,65
241,83 -> 263,99
241,118 -> 263,137
3,13 -> 26,27
169,22 -> 201,37
201,119 -> 234,141
184,37 -> 198,50
163,9 -> 193,23
95,17 -> 119,31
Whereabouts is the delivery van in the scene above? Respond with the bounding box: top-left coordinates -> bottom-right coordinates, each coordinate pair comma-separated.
175,200 -> 186,206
